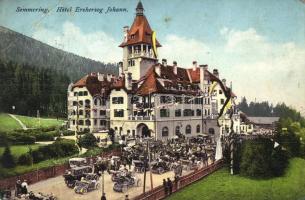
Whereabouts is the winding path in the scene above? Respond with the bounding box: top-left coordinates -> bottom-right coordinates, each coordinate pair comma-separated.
8,114 -> 27,130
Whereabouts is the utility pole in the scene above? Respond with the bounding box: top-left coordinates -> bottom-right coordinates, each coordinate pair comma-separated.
143,141 -> 149,193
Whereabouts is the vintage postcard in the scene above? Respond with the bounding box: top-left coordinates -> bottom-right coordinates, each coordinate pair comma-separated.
0,0 -> 304,200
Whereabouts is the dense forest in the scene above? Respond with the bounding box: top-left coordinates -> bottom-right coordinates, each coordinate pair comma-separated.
0,26 -> 118,81
0,59 -> 70,117
238,97 -> 305,127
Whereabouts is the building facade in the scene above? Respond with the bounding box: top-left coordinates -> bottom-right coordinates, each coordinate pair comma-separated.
67,2 -> 240,140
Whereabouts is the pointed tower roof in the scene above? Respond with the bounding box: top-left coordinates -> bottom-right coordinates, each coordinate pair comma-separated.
119,1 -> 161,47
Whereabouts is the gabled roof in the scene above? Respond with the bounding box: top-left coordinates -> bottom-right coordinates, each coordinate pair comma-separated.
119,4 -> 161,47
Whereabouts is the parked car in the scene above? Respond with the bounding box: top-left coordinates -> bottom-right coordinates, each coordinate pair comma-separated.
113,175 -> 141,192
69,158 -> 87,168
133,160 -> 149,173
74,179 -> 100,194
151,161 -> 171,174
63,166 -> 93,188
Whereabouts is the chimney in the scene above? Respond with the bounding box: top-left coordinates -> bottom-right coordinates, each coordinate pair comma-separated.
106,74 -> 112,82
155,64 -> 161,76
98,73 -> 105,81
222,79 -> 226,87
192,61 -> 198,71
200,64 -> 208,71
161,58 -> 167,66
213,69 -> 219,78
199,65 -> 205,91
123,26 -> 129,42
173,61 -> 177,75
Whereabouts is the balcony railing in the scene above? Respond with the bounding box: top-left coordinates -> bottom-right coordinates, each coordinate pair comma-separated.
128,51 -> 155,59
128,115 -> 156,121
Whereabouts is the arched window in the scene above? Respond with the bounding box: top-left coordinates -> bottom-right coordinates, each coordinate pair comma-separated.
196,125 -> 201,133
175,126 -> 180,135
185,125 -> 191,134
162,127 -> 169,137
208,128 -> 215,135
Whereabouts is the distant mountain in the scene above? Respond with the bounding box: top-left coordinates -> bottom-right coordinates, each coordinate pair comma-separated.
0,26 -> 118,81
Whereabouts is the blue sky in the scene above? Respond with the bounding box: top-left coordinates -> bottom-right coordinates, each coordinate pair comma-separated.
1,0 -> 305,113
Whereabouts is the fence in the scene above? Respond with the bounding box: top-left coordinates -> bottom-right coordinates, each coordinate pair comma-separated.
133,159 -> 224,200
0,149 -> 121,190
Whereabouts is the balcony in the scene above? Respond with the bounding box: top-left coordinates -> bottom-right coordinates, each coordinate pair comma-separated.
128,115 -> 156,121
128,51 -> 155,59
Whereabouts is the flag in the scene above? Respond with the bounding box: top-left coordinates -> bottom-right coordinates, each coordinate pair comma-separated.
152,31 -> 158,58
222,99 -> 232,114
209,81 -> 218,95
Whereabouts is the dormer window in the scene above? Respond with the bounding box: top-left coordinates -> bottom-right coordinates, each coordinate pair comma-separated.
131,34 -> 135,39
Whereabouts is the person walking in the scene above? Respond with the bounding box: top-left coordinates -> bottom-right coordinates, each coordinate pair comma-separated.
167,178 -> 173,195
163,179 -> 168,196
101,193 -> 106,200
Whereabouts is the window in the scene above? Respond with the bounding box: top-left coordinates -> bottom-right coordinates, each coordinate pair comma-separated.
114,109 -> 124,117
72,120 -> 75,125
132,130 -> 136,137
219,90 -> 223,94
100,110 -> 106,116
196,125 -> 201,133
160,109 -> 170,117
100,120 -> 106,126
183,109 -> 194,116
85,119 -> 91,126
162,127 -> 169,137
221,99 -> 225,104
194,98 -> 202,104
175,97 -> 182,104
94,98 -> 98,106
78,120 -> 84,125
186,125 -> 191,134
112,97 -> 124,104
196,109 -> 202,116
74,92 -> 78,96
79,110 -> 83,115
84,91 -> 88,96
73,101 -> 77,106
78,91 -> 83,96
209,128 -> 215,135
175,109 -> 181,117
160,96 -> 170,104
175,126 -> 180,135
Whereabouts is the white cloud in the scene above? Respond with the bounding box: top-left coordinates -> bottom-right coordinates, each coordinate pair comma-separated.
159,34 -> 210,67
159,28 -> 305,111
32,21 -> 121,63
220,27 -> 305,110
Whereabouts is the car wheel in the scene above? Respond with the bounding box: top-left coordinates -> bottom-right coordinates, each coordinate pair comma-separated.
122,185 -> 128,193
83,188 -> 88,194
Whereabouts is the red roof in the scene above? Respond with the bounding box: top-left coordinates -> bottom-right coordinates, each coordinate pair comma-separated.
119,4 -> 161,47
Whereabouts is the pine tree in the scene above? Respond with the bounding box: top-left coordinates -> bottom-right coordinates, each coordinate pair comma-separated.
1,145 -> 16,168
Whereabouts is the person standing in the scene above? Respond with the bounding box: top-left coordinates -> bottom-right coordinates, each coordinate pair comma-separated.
21,180 -> 28,194
101,193 -> 106,200
15,180 -> 21,196
167,178 -> 173,195
163,179 -> 168,196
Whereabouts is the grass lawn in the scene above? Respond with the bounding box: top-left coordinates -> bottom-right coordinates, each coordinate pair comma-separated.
16,115 -> 64,129
0,144 -> 43,158
0,113 -> 22,132
168,158 -> 305,200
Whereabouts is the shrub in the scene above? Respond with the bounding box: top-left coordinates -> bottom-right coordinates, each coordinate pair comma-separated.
32,150 -> 44,163
1,145 -> 16,168
18,153 -> 33,165
271,147 -> 289,176
78,133 -> 97,149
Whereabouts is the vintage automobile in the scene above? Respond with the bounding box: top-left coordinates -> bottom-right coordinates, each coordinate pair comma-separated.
113,175 -> 141,192
133,160 -> 149,173
28,191 -> 57,200
151,161 -> 171,174
74,179 -> 100,194
68,158 -> 87,168
63,166 -> 93,188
